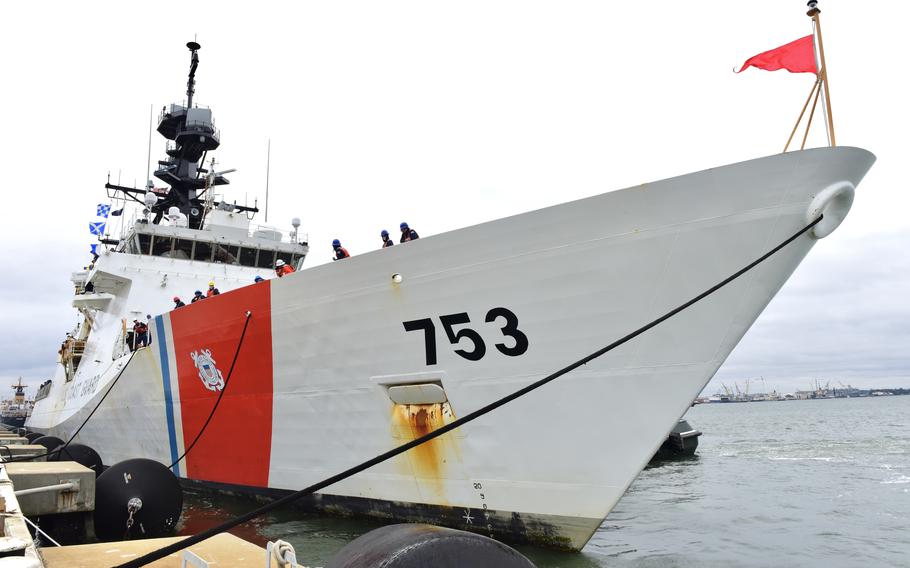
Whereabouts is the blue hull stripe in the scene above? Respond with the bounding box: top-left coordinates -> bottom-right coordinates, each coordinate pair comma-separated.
155,315 -> 180,476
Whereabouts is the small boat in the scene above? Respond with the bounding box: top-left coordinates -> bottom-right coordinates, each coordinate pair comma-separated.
1,378 -> 33,430
653,419 -> 703,460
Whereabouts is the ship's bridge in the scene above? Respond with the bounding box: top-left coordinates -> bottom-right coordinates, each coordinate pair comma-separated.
119,208 -> 308,270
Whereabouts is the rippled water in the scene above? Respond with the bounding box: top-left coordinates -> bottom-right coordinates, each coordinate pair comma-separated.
179,396 -> 910,567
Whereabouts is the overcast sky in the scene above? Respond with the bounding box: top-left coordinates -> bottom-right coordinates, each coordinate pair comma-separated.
0,1 -> 906,398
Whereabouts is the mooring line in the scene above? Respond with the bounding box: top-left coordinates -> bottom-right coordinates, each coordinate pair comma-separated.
116,216 -> 823,568
6,350 -> 139,464
168,311 -> 253,469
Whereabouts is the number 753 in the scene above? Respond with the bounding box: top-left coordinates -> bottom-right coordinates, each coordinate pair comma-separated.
403,307 -> 529,366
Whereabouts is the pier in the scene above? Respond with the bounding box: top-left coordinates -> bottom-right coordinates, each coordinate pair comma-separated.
0,426 -> 271,568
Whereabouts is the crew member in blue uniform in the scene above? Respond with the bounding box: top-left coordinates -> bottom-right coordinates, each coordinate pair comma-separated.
332,239 -> 350,261
381,229 -> 394,248
399,222 -> 419,243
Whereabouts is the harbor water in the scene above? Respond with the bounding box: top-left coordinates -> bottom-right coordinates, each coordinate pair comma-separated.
178,395 -> 910,567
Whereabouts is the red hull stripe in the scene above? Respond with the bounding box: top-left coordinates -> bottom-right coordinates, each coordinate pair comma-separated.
170,283 -> 273,486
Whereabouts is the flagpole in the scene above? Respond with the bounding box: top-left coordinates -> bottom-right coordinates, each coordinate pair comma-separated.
807,1 -> 835,146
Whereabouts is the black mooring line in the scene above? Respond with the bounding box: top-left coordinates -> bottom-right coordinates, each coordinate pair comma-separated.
6,350 -> 139,464
169,311 -> 253,469
117,216 -> 823,568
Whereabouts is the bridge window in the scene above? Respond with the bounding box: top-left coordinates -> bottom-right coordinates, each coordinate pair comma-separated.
194,241 -> 213,262
152,236 -> 174,256
214,244 -> 238,264
256,249 -> 276,269
138,233 -> 152,255
174,239 -> 194,260
239,247 -> 257,267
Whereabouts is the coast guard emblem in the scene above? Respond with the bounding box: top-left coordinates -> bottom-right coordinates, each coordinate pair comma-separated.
189,349 -> 225,392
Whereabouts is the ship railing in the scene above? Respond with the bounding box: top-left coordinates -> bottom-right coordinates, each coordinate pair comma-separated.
159,105 -> 184,124
60,339 -> 86,381
119,319 -> 152,354
179,120 -> 220,141
248,223 -> 309,246
125,218 -> 308,247
158,102 -> 211,123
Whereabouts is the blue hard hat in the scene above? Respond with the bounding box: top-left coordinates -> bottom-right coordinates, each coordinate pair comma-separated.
400,222 -> 408,229
254,275 -> 263,282
332,239 -> 341,247
194,290 -> 202,295
381,229 -> 389,237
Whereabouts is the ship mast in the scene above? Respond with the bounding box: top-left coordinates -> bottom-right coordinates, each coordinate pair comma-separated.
148,42 -> 229,228
103,42 -> 259,228
186,41 -> 199,109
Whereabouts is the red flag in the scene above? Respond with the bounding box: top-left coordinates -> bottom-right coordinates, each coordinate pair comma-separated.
736,35 -> 817,74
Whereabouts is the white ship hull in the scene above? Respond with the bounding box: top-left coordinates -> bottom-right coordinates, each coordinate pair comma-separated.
28,146 -> 874,549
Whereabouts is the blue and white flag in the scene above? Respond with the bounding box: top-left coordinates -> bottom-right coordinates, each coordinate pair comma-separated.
90,244 -> 99,255
89,222 -> 106,236
97,204 -> 111,218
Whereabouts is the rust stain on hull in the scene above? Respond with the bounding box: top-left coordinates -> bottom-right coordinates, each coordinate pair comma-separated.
391,402 -> 460,500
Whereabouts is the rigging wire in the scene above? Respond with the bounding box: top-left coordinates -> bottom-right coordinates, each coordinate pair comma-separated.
116,216 -> 824,568
9,311 -> 250,468
6,350 -> 138,464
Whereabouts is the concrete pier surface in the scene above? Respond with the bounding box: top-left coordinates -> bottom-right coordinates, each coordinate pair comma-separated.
42,533 -> 269,567
0,445 -> 48,460
0,461 -> 43,563
5,461 -> 95,516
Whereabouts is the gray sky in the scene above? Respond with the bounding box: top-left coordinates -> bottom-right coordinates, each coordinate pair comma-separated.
0,1 -> 906,398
